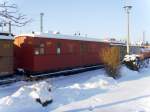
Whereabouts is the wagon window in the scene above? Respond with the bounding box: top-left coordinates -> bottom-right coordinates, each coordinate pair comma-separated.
40,43 -> 44,47
39,44 -> 45,55
34,43 -> 45,55
80,44 -> 84,52
57,48 -> 61,54
56,42 -> 62,54
40,47 -> 45,54
69,44 -> 74,53
80,43 -> 87,53
35,48 -> 40,55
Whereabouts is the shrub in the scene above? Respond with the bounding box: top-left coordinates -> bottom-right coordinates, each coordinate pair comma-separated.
101,47 -> 121,79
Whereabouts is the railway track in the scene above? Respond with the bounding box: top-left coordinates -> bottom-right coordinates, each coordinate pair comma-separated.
0,74 -> 24,86
0,78 -> 18,85
0,65 -> 104,86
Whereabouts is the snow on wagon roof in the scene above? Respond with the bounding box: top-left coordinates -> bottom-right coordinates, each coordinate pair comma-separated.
16,32 -> 107,42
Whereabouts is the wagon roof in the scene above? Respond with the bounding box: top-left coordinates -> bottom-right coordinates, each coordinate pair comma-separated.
15,32 -> 109,43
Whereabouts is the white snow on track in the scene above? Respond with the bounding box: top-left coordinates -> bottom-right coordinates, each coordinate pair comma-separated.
0,65 -> 150,112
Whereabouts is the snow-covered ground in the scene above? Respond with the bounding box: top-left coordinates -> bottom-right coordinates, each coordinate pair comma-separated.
0,65 -> 150,112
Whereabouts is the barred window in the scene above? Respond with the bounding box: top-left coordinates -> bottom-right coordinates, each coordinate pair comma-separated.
56,42 -> 61,55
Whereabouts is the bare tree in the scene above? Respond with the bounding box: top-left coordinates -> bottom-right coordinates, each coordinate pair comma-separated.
0,1 -> 31,27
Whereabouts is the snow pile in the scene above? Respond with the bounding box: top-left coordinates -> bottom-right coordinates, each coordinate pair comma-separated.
123,54 -> 139,62
119,64 -> 150,82
121,66 -> 139,76
123,54 -> 141,71
47,74 -> 117,111
29,81 -> 52,106
0,65 -> 150,112
52,65 -> 150,112
0,81 -> 52,112
119,66 -> 139,81
67,75 -> 117,90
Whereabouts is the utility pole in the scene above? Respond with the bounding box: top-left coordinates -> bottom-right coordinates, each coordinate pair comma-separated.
123,5 -> 132,54
40,13 -> 44,33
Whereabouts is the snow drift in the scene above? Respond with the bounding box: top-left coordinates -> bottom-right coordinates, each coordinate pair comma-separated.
0,81 -> 52,112
0,65 -> 150,112
66,75 -> 117,90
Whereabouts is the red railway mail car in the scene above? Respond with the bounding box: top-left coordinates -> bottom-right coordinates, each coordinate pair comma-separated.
14,33 -> 109,74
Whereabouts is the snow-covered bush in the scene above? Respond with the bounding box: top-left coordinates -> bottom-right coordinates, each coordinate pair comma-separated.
101,47 -> 121,79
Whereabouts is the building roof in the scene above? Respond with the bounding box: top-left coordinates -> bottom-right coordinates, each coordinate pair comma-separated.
0,32 -> 13,40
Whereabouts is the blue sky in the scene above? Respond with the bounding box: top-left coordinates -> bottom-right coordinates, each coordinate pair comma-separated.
9,0 -> 150,43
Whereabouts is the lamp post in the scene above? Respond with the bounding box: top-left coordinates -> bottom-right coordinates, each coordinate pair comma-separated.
123,5 -> 132,54
40,12 -> 44,33
142,31 -> 145,45
8,21 -> 11,34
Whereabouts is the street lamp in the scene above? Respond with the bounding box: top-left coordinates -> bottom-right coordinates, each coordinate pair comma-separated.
40,12 -> 44,33
123,5 -> 132,54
